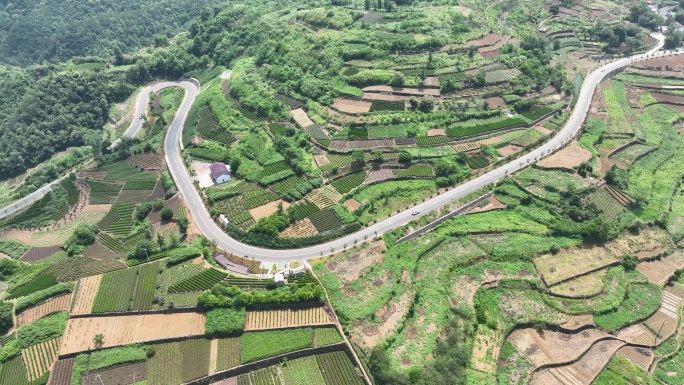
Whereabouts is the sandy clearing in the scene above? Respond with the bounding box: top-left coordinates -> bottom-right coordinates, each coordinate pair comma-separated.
325,240 -> 386,284
427,128 -> 446,136
191,161 -> 215,188
344,199 -> 361,211
291,108 -> 315,128
538,143 -> 592,169
497,144 -> 523,157
509,327 -> 608,368
249,200 -> 290,222
82,204 -> 112,213
60,312 -> 206,355
332,98 -> 372,114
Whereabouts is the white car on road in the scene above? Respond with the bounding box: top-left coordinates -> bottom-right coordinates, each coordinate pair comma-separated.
412,209 -> 420,215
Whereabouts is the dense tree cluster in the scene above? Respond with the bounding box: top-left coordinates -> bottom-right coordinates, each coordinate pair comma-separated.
0,0 -> 230,65
198,282 -> 324,309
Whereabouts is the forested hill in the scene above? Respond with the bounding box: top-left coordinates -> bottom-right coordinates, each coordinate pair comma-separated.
0,0 -> 228,66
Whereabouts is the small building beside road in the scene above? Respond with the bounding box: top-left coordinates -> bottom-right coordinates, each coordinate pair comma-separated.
210,162 -> 231,184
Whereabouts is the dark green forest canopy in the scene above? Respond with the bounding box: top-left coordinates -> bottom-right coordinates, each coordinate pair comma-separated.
0,0 -> 229,66
0,67 -> 131,177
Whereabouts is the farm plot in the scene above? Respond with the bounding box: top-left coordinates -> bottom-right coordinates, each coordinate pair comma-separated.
98,203 -> 135,237
245,307 -> 333,330
332,98 -> 371,113
366,169 -> 394,184
280,218 -> 319,238
305,188 -> 337,209
71,275 -> 101,316
509,327 -> 609,368
222,276 -> 273,289
130,261 -> 161,311
250,200 -> 290,222
548,269 -> 607,297
91,267 -> 138,313
216,337 -> 241,372
303,124 -> 329,140
513,167 -> 590,202
19,245 -> 61,263
615,346 -> 653,370
30,211 -> 106,247
289,200 -> 320,222
147,342 -> 183,385
21,337 -> 61,381
392,164 -> 434,178
122,180 -> 157,190
445,116 -> 528,138
241,328 -> 313,363
102,161 -> 158,181
471,325 -> 503,374
320,154 -> 354,172
308,208 -> 344,233
637,253 -> 684,285
116,189 -> 154,204
610,142 -> 656,166
331,172 -> 366,194
168,268 -> 227,293
7,273 -> 58,299
291,108 -> 315,128
81,362 -> 147,385
48,358 -> 74,385
534,247 -> 618,286
531,339 -> 624,385
214,189 -> 279,230
281,355 -> 326,385
415,136 -> 453,146
315,327 -> 342,347
60,312 -> 206,355
268,176 -> 309,195
127,153 -> 164,170
0,355 -> 46,385
316,351 -> 365,385
588,188 -> 624,221
537,143 -> 593,169
241,366 -> 282,385
84,180 -> 122,204
180,338 -> 211,382
16,294 -> 71,327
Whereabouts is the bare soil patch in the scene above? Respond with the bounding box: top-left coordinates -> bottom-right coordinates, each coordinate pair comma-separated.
60,312 -> 206,355
560,315 -> 595,330
313,153 -> 330,167
637,252 -> 684,286
423,77 -> 441,88
20,245 -> 61,262
463,196 -> 506,215
531,339 -> 624,385
634,56 -> 684,70
365,169 -> 394,184
0,229 -> 33,244
17,294 -> 71,326
538,143 -> 592,169
616,346 -> 653,370
343,199 -> 361,211
291,108 -> 314,128
332,98 -> 372,114
427,128 -> 446,136
467,33 -> 503,47
249,200 -> 290,222
71,275 -> 102,316
617,323 -> 659,346
362,93 -> 410,101
325,240 -> 385,283
535,125 -> 553,135
534,246 -> 618,287
83,242 -> 120,260
652,92 -> 684,104
362,86 -> 440,96
509,327 -> 608,367
82,204 -> 112,213
191,161 -> 214,189
605,227 -> 673,259
81,362 -> 147,385
497,144 -> 523,157
480,50 -> 500,59
485,96 -> 506,108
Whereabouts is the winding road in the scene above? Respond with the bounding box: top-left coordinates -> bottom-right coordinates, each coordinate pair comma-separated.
122,38 -> 681,262
2,36 -> 678,262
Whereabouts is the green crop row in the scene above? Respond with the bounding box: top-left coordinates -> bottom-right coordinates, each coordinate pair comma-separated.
309,209 -> 344,233
241,328 -> 313,363
168,268 -> 228,293
331,172 -> 366,194
130,261 -> 161,311
392,164 -> 434,178
7,273 -> 58,299
91,267 -> 138,313
289,199 -> 321,222
122,180 -> 157,190
446,116 -> 528,138
415,136 -> 453,146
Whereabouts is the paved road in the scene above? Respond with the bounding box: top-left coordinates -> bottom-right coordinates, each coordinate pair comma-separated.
0,82 -> 177,221
162,40 -> 681,262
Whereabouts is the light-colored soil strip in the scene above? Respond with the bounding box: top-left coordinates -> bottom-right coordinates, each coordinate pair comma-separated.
249,200 -> 290,222
637,252 -> 684,286
616,346 -> 653,370
291,108 -> 314,128
60,312 -> 206,355
209,339 -> 219,375
280,218 -> 318,238
533,247 -> 618,287
244,307 -> 333,331
70,275 -> 102,316
17,294 -> 71,327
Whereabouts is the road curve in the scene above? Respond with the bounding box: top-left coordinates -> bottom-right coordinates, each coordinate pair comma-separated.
160,39 -> 681,262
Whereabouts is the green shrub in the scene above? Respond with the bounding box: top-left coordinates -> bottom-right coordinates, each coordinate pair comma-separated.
0,301 -> 13,336
205,308 -> 246,335
166,247 -> 202,266
0,240 -> 31,259
17,312 -> 67,348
